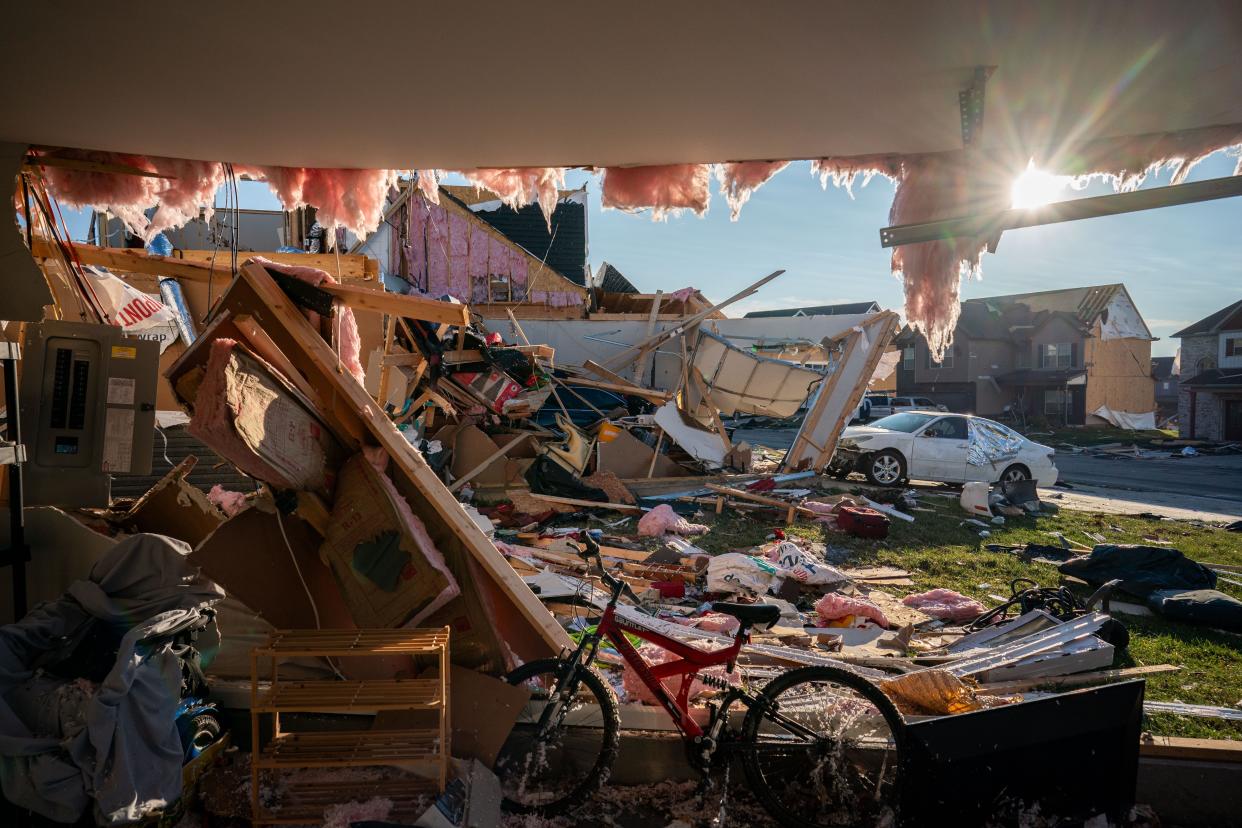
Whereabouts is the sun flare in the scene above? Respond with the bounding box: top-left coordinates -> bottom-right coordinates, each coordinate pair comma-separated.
1011,163 -> 1068,209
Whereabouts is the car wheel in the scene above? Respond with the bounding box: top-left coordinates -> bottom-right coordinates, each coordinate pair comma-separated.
865,450 -> 906,487
999,464 -> 1030,485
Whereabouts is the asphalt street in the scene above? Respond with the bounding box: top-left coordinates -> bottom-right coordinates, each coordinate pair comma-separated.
732,427 -> 1242,521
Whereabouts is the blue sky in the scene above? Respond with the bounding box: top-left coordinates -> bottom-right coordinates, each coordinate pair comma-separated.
58,151 -> 1240,357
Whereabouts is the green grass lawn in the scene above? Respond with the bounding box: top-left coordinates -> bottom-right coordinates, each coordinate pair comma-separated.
689,493 -> 1242,739
1018,425 -> 1179,447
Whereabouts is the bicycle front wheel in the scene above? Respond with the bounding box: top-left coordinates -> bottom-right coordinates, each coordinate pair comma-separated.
494,657 -> 621,816
740,665 -> 904,828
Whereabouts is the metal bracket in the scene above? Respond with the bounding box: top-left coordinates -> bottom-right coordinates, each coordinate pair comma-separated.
959,66 -> 993,147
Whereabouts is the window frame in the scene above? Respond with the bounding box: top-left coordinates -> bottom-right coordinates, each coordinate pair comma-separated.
1044,388 -> 1068,415
1040,342 -> 1073,369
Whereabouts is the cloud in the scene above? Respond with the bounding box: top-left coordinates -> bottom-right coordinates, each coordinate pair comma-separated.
1146,318 -> 1192,330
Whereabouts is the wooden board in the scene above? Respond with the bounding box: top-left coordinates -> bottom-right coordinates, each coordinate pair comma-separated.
174,249 -> 378,281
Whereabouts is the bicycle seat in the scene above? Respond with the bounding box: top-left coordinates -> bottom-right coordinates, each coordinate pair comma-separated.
711,602 -> 781,628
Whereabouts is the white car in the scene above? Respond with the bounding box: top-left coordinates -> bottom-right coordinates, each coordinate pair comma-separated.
830,411 -> 1059,487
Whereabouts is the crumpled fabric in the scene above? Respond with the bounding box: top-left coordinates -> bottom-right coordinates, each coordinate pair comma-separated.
0,534 -> 223,825
638,504 -> 708,537
901,588 -> 986,621
764,541 -> 850,587
814,592 -> 889,628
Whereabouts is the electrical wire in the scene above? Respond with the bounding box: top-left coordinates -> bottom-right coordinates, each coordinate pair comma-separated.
273,505 -> 346,680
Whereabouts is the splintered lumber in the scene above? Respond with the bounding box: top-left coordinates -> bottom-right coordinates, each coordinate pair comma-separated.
29,241 -> 467,326
562,376 -> 670,403
601,270 -> 785,371
173,261 -> 570,666
174,248 -> 378,280
449,433 -> 531,493
705,484 -> 818,518
1139,735 -> 1242,763
582,360 -> 641,388
526,493 -> 643,513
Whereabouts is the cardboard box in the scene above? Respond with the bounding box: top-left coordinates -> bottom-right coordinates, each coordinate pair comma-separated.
321,454 -> 459,628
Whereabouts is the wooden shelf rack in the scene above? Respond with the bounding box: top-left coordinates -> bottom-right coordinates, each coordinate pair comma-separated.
250,627 -> 450,825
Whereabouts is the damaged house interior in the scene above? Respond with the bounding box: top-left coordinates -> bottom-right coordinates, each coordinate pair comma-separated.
0,2 -> 1240,826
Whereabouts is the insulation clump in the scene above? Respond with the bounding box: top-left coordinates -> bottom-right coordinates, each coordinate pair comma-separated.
637,504 -> 708,537
602,164 -> 712,220
813,591 -> 889,628
901,588 -> 986,621
454,167 -> 566,230
717,161 -> 789,219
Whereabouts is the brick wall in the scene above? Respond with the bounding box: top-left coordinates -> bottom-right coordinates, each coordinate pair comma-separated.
1178,334 -> 1222,439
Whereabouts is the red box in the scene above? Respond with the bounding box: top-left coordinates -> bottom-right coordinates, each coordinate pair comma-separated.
836,505 -> 890,539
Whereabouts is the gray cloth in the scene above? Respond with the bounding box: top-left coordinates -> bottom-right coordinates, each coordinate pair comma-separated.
0,534 -> 223,824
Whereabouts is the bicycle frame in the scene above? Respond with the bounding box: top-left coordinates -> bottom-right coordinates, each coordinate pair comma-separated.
589,594 -> 747,740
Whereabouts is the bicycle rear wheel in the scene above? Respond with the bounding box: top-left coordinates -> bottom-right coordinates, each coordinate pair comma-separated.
740,665 -> 904,827
495,657 -> 621,816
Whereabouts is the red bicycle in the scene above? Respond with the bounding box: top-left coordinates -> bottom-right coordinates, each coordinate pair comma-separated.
495,536 -> 905,827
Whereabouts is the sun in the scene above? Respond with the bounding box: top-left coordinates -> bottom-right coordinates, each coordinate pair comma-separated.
1011,162 -> 1068,208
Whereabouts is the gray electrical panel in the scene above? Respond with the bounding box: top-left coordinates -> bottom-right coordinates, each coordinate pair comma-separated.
19,321 -> 158,507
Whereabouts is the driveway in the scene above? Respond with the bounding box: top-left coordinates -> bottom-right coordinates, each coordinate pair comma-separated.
732,427 -> 1242,522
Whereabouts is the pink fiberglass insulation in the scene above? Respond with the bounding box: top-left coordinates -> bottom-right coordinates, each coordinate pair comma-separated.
674,612 -> 740,636
238,165 -> 399,238
416,169 -> 440,204
901,588 -> 986,622
360,448 -> 461,626
36,149 -> 224,242
637,503 -> 708,537
814,152 -> 983,361
814,592 -> 889,628
666,286 -> 697,304
446,211 -> 471,301
468,223 -> 490,304
601,164 -> 712,220
717,161 -> 789,219
456,167 -> 566,231
622,642 -> 736,705
250,257 -> 365,385
1053,123 -> 1242,191
207,485 -> 249,517
188,338 -> 303,489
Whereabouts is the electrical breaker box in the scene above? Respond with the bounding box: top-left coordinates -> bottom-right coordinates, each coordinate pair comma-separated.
19,321 -> 158,507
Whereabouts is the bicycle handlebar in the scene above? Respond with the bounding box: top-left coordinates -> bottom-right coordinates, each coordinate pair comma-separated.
571,535 -> 641,607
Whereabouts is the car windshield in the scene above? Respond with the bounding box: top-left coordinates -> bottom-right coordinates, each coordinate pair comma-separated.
869,412 -> 937,433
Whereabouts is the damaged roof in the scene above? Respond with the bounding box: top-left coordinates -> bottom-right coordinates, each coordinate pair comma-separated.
1171,299 -> 1242,338
595,262 -> 639,294
744,301 -> 881,319
441,185 -> 589,287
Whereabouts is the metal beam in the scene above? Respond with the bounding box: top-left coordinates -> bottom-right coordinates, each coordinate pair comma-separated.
880,174 -> 1242,249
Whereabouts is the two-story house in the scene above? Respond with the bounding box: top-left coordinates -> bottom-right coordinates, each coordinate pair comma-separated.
895,284 -> 1156,426
1174,299 -> 1242,441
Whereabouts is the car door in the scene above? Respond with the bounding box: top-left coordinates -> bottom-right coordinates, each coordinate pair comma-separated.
910,415 -> 970,481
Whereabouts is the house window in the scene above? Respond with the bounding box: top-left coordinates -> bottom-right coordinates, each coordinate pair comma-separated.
1226,337 -> 1242,357
1044,389 -> 1067,415
927,347 -> 955,369
902,347 -> 914,371
1040,342 -> 1073,369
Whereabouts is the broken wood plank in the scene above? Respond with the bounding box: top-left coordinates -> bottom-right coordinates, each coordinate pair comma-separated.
563,376 -> 670,403
976,663 -> 1179,695
1139,735 -> 1242,763
174,248 -> 378,280
196,262 -> 571,666
582,360 -> 642,389
449,433 -> 531,493
705,484 -> 817,517
526,493 -> 643,512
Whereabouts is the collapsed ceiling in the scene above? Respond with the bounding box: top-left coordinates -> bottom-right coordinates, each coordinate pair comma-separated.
2,1 -> 1240,168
